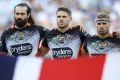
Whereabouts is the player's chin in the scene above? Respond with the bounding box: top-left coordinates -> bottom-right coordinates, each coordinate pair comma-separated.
100,32 -> 106,35
58,25 -> 65,28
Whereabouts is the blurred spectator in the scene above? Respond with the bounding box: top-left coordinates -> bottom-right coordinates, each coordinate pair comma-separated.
0,0 -> 24,29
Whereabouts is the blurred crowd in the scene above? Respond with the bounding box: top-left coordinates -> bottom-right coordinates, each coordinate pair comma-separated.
0,0 -> 120,36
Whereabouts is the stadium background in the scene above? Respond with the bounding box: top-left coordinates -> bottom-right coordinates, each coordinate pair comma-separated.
0,0 -> 120,36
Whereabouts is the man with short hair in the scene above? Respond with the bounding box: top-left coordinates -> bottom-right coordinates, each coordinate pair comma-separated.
0,3 -> 48,57
36,7 -> 88,59
82,13 -> 120,56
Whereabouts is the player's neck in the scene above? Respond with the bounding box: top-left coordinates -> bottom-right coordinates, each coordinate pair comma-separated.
97,33 -> 112,39
15,23 -> 28,29
58,26 -> 69,33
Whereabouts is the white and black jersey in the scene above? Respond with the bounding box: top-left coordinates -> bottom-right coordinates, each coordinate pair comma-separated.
0,25 -> 47,57
83,36 -> 120,56
42,28 -> 88,59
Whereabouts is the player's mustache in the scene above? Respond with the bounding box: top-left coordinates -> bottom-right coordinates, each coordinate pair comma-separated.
16,18 -> 23,22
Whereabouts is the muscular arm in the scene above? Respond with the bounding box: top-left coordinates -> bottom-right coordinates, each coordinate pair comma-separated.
36,31 -> 50,57
36,45 -> 49,57
80,39 -> 89,56
80,45 -> 88,56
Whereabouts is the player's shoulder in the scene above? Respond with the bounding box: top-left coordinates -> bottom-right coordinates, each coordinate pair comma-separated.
33,24 -> 49,32
32,24 -> 45,29
112,36 -> 120,41
46,28 -> 58,34
0,28 -> 17,39
86,35 -> 98,41
2,28 -> 15,35
90,35 -> 98,38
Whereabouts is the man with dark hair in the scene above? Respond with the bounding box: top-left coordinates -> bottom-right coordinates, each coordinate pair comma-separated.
14,3 -> 35,26
36,7 -> 88,59
56,7 -> 72,16
0,3 -> 48,57
82,13 -> 120,56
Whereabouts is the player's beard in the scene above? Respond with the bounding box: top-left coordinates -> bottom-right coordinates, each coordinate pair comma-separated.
15,18 -> 27,28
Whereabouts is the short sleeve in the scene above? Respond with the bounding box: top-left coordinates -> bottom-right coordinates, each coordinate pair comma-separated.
39,26 -> 49,39
83,39 -> 88,53
41,33 -> 49,48
0,31 -> 8,52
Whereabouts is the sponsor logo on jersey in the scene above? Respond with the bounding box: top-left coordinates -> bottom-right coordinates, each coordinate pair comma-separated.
10,43 -> 33,57
52,47 -> 73,59
89,41 -> 112,53
49,34 -> 79,47
88,40 -> 120,54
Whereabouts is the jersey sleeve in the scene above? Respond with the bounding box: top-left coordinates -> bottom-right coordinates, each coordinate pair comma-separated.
38,26 -> 49,39
73,25 -> 91,43
80,27 -> 91,40
83,39 -> 88,53
41,32 -> 49,48
0,31 -> 8,52
79,29 -> 90,44
74,25 -> 91,37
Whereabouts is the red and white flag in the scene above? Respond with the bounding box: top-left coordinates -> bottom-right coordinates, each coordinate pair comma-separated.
0,54 -> 120,80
